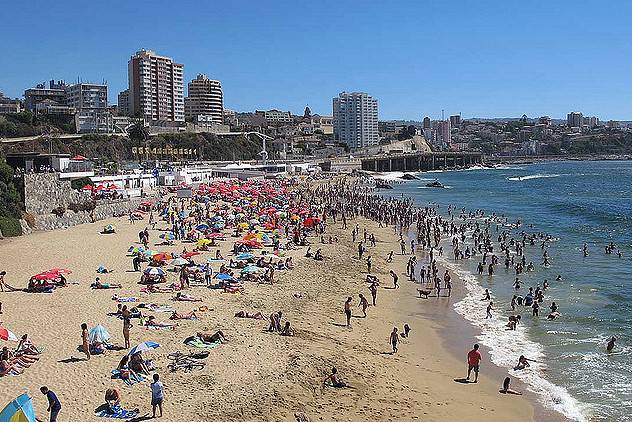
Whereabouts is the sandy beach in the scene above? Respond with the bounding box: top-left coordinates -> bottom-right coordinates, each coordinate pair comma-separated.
0,184 -> 545,421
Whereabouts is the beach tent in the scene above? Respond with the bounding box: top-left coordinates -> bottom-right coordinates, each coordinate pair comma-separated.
88,325 -> 111,344
0,393 -> 37,422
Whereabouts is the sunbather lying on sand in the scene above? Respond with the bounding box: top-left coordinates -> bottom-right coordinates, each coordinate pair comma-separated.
170,310 -> 198,320
0,358 -> 23,376
92,278 -> 122,289
196,331 -> 228,344
173,292 -> 202,302
234,310 -> 264,320
145,316 -> 176,329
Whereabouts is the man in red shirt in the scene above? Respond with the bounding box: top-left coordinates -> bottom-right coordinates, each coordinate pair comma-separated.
466,344 -> 482,383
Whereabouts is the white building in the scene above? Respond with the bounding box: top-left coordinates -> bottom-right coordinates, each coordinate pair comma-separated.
184,74 -> 223,123
332,92 -> 378,149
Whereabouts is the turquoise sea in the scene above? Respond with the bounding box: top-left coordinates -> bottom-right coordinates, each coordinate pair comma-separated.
382,160 -> 632,421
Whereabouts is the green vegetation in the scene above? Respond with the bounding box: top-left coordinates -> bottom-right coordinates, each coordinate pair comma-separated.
0,132 -> 263,163
0,111 -> 75,138
0,217 -> 22,237
0,158 -> 23,236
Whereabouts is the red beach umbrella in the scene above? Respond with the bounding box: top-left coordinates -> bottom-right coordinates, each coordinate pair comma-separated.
0,327 -> 18,342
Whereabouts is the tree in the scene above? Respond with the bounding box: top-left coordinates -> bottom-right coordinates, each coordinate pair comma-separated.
128,119 -> 149,163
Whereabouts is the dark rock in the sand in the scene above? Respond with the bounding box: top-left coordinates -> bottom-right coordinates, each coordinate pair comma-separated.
400,173 -> 419,180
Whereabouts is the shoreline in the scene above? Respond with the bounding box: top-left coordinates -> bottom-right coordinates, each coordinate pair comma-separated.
0,196 -> 538,421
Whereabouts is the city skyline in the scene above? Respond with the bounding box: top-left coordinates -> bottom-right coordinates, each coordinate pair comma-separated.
2,0 -> 632,120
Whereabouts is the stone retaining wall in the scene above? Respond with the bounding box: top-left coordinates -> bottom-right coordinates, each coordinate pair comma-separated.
23,173 -> 92,215
32,198 -> 147,231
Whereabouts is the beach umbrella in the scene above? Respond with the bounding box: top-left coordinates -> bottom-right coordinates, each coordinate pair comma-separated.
197,239 -> 212,247
128,246 -> 144,253
240,265 -> 260,274
128,341 -> 160,356
144,267 -> 166,276
32,272 -> 56,281
47,268 -> 72,275
236,252 -> 254,260
208,232 -> 224,239
159,232 -> 176,241
88,325 -> 111,344
171,257 -> 189,266
103,224 -> 115,232
143,249 -> 157,256
0,393 -> 37,422
214,273 -> 233,280
196,223 -> 210,231
152,252 -> 172,261
0,327 -> 18,342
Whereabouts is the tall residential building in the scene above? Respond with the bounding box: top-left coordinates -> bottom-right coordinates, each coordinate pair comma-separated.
332,92 -> 379,149
64,83 -> 108,112
24,80 -> 67,112
422,116 -> 431,129
449,114 -> 461,127
117,89 -> 129,116
567,111 -> 583,128
436,120 -> 452,147
184,74 -> 223,123
128,49 -> 184,122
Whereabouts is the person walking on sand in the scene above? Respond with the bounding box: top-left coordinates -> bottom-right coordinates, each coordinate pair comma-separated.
122,306 -> 131,349
390,270 -> 399,289
389,327 -> 399,353
358,294 -> 369,317
344,297 -> 352,327
40,386 -> 61,422
151,373 -> 164,418
369,281 -> 378,306
81,323 -> 90,360
466,344 -> 482,383
366,255 -> 372,273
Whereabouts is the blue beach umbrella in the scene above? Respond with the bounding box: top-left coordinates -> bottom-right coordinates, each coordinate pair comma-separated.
144,267 -> 166,276
128,341 -> 160,356
214,273 -> 233,280
196,223 -> 210,231
89,324 -> 111,344
0,393 -> 37,422
236,252 -> 254,260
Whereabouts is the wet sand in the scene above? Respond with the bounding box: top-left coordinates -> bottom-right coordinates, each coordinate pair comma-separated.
0,208 -> 541,421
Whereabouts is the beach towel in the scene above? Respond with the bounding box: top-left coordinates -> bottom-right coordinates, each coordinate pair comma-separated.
95,404 -> 139,419
148,304 -> 175,313
111,369 -> 145,386
145,325 -> 176,331
112,296 -> 139,303
184,337 -> 221,349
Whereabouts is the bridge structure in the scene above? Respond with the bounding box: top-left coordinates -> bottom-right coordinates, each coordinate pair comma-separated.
360,151 -> 483,172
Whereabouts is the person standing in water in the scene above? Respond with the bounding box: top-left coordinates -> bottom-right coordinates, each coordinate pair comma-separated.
607,336 -> 616,352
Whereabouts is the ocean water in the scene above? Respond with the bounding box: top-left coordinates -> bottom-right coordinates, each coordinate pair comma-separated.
382,160 -> 632,421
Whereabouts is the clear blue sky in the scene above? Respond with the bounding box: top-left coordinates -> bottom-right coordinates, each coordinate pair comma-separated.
1,0 -> 631,121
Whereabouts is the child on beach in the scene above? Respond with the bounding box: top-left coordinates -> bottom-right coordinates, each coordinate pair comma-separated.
389,327 -> 399,353
151,373 -> 164,418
